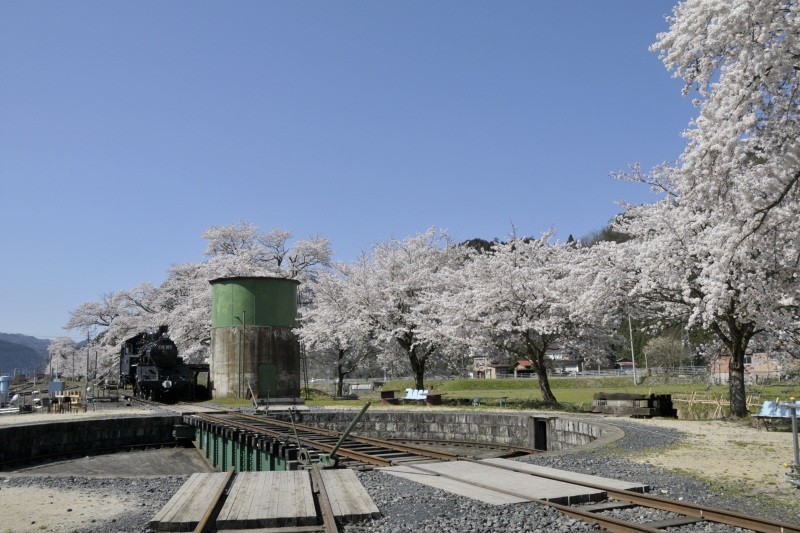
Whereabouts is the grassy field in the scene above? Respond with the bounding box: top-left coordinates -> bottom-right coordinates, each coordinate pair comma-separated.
302,377 -> 800,416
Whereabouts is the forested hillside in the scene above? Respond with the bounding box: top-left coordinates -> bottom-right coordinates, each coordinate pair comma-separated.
0,334 -> 50,374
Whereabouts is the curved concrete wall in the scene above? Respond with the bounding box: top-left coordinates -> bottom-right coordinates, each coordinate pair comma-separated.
289,410 -> 619,453
0,415 -> 181,468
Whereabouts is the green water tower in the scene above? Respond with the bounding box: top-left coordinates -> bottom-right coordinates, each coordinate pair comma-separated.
209,276 -> 301,399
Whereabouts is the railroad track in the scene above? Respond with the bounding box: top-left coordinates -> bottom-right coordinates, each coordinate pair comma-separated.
403,459 -> 800,533
188,411 -> 799,532
191,411 -> 468,468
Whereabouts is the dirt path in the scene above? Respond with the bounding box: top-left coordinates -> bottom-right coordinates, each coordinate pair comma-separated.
628,418 -> 800,505
0,484 -> 131,532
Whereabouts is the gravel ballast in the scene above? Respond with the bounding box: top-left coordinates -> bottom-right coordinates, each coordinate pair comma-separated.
2,408 -> 798,532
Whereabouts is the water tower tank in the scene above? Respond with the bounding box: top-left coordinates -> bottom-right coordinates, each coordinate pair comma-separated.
0,375 -> 9,404
209,276 -> 301,399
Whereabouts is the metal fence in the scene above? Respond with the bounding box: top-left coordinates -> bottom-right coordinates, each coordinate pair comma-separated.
494,366 -> 708,379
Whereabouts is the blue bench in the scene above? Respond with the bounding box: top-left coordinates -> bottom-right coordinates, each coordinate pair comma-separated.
404,389 -> 428,401
755,400 -> 799,430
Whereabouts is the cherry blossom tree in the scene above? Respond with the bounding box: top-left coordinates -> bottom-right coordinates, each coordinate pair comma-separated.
614,0 -> 800,416
347,228 -> 466,390
46,336 -> 76,378
66,222 -> 333,369
432,232 -> 608,406
298,265 -> 377,396
203,222 -> 332,279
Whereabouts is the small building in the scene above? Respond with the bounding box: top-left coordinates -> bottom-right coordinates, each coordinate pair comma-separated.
615,358 -> 635,371
709,351 -> 783,384
513,359 -> 534,377
472,356 -> 508,379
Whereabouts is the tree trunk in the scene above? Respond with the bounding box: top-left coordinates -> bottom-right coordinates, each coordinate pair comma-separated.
396,334 -> 429,390
336,349 -> 345,397
712,310 -> 755,418
410,352 -> 426,390
522,332 -> 559,406
535,359 -> 559,406
728,358 -> 747,417
336,371 -> 345,397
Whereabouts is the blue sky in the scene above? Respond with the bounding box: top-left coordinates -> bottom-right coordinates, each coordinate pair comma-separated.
0,1 -> 694,339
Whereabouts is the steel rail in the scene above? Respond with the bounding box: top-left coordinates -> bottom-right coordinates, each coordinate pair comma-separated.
390,436 -> 542,456
235,411 -> 536,459
468,458 -> 800,533
404,463 -> 663,533
206,412 -> 464,464
193,467 -> 235,533
309,467 -> 339,533
194,413 -> 400,467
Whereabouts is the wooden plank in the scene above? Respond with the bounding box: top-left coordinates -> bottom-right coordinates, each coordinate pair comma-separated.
645,516 -> 704,528
220,526 -> 324,533
482,458 -> 650,493
581,501 -> 638,513
320,469 -> 381,522
150,472 -> 231,531
216,471 -> 317,529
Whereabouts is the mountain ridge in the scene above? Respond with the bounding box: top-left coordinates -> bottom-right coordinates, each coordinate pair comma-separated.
0,333 -> 50,374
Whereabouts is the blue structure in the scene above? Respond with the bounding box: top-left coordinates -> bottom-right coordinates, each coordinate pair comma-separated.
0,375 -> 9,406
757,400 -> 800,418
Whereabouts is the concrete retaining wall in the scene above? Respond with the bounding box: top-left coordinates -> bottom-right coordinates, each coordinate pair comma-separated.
0,415 -> 181,467
547,417 -> 605,451
291,410 -> 612,452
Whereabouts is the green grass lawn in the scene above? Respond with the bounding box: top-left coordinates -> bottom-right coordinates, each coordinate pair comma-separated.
195,377 -> 799,414
302,377 -> 800,414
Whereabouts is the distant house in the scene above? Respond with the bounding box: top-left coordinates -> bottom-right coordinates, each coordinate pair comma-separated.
545,345 -> 574,360
709,351 -> 782,384
545,346 -> 584,373
615,358 -> 635,371
513,359 -> 533,377
472,356 -> 509,379
553,358 -> 583,373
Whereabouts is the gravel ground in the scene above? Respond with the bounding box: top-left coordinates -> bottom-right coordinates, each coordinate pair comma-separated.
0,475 -> 187,533
2,406 -> 799,532
344,416 -> 799,533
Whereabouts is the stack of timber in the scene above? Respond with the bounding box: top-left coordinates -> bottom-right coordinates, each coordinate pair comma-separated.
588,392 -> 676,418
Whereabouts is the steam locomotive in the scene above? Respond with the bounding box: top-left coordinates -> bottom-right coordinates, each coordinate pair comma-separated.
119,326 -> 207,402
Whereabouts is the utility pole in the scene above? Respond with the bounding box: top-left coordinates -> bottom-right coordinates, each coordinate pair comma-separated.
628,315 -> 637,385
85,333 -> 90,401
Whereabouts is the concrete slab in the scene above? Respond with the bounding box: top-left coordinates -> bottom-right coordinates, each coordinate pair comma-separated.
380,460 -> 608,505
480,458 -> 650,493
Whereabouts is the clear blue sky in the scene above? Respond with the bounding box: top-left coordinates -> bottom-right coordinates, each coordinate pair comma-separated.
0,1 -> 693,339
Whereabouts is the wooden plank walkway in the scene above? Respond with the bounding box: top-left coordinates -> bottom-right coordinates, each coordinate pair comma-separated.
217,471 -> 317,529
150,472 -> 231,531
320,469 -> 381,522
151,469 -> 381,531
381,460 -> 611,505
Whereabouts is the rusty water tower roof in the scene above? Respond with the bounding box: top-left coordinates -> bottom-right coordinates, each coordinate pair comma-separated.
209,275 -> 300,285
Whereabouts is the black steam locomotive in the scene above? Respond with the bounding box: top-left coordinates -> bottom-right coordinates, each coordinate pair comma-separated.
119,326 -> 207,402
